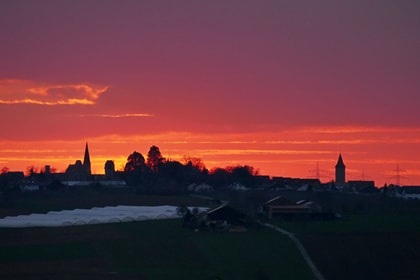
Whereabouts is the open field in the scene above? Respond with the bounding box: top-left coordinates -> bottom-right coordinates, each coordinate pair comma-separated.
2,190 -> 420,279
0,188 -> 210,218
0,190 -> 317,279
273,214 -> 420,280
0,219 -> 316,280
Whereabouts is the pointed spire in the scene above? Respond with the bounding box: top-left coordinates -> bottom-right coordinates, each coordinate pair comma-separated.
83,142 -> 91,174
335,153 -> 346,185
336,153 -> 345,168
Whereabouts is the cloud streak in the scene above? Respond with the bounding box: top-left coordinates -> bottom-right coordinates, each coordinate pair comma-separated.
298,126 -> 420,134
0,79 -> 108,105
78,113 -> 154,118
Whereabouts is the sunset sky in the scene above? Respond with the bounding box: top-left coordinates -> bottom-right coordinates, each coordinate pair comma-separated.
1,0 -> 419,185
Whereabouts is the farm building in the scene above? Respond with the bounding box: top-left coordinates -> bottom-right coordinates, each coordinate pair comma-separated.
262,196 -> 323,219
187,203 -> 248,232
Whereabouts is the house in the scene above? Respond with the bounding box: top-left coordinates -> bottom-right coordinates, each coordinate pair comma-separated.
20,184 -> 39,192
187,183 -> 214,192
263,196 -> 309,218
228,182 -> 249,191
348,180 -> 377,193
269,177 -> 321,191
296,200 -> 322,213
401,186 -> 420,199
253,175 -> 272,189
264,196 -> 296,207
262,196 -> 324,219
196,203 -> 248,232
383,185 -> 420,199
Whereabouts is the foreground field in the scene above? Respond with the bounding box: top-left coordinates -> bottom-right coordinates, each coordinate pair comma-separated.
0,189 -> 209,218
0,219 -> 316,280
273,214 -> 420,280
3,190 -> 420,279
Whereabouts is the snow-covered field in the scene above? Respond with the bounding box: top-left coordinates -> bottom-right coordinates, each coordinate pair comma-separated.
0,205 -> 207,228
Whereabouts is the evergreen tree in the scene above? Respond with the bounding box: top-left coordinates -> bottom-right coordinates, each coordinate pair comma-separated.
146,146 -> 165,173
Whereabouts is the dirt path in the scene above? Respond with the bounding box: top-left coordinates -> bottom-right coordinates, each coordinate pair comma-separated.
264,223 -> 325,280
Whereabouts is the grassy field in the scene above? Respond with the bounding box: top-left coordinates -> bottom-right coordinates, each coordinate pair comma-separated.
0,190 -> 318,279
0,219 -> 317,280
273,214 -> 420,280
3,190 -> 420,279
0,188 -> 210,218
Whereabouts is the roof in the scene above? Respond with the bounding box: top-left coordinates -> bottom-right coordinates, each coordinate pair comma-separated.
206,202 -> 229,215
205,203 -> 246,224
265,204 -> 311,214
335,153 -> 345,168
402,186 -> 420,194
264,196 -> 295,206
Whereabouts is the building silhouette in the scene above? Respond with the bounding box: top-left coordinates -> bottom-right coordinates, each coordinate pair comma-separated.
83,142 -> 91,175
64,142 -> 92,181
105,160 -> 115,177
335,153 -> 346,186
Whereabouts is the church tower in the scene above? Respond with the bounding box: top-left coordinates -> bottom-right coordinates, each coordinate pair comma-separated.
83,142 -> 91,175
335,153 -> 346,186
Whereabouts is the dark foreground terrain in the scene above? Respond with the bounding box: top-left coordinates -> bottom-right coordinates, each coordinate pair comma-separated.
274,214 -> 420,280
1,189 -> 420,279
0,219 -> 315,280
0,188 -> 208,218
0,189 -> 316,280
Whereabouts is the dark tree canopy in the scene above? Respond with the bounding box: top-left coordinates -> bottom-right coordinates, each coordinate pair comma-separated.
146,145 -> 165,173
124,151 -> 146,173
229,165 -> 257,178
208,167 -> 231,188
183,156 -> 205,172
1,167 -> 9,174
124,151 -> 147,187
228,165 -> 258,186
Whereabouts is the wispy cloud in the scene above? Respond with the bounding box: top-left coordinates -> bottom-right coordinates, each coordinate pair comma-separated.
190,149 -> 334,156
0,79 -> 108,105
78,113 -> 154,118
298,126 -> 420,134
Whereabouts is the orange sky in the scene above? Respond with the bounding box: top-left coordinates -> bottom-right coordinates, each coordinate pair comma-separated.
1,126 -> 420,186
0,1 -> 419,186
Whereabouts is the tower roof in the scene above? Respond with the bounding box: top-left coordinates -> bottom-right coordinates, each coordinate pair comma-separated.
335,153 -> 345,168
83,142 -> 91,166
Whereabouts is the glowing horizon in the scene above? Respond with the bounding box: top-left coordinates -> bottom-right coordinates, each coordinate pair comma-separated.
0,1 -> 418,186
1,125 -> 419,186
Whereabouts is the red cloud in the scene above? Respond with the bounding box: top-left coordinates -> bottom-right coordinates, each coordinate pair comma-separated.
0,79 -> 108,105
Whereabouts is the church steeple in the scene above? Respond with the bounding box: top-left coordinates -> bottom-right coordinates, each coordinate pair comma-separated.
335,153 -> 346,186
83,142 -> 91,175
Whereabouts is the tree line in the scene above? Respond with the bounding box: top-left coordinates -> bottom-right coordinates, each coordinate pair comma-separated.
0,145 -> 260,193
124,145 -> 259,194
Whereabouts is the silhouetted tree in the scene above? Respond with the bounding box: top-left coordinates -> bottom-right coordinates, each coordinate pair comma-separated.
0,171 -> 24,192
183,156 -> 205,172
209,168 -> 231,188
229,165 -> 258,187
155,157 -> 206,189
1,167 -> 9,174
146,145 -> 165,173
124,151 -> 146,172
26,166 -> 39,177
124,151 -> 147,186
159,161 -> 187,183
